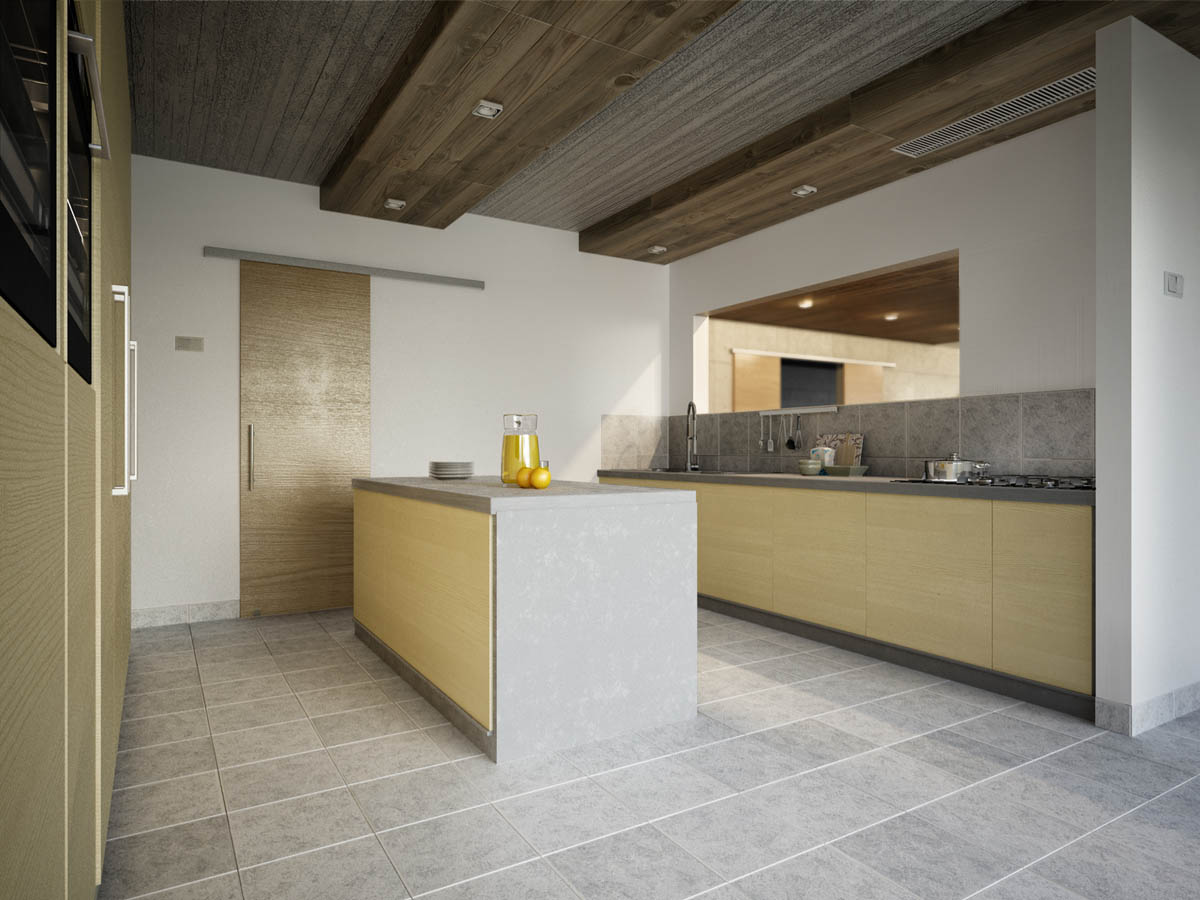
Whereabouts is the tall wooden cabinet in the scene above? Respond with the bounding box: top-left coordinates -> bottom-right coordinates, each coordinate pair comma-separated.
0,1 -> 131,896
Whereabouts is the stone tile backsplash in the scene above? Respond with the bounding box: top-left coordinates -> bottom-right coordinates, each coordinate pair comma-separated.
601,389 -> 1095,478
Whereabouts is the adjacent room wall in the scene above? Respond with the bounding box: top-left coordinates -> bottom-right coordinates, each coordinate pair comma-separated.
130,156 -> 669,615
1096,19 -> 1200,733
705,318 -> 959,412
668,112 -> 1096,413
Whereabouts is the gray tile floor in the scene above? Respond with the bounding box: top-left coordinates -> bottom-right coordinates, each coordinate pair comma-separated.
102,607 -> 1200,900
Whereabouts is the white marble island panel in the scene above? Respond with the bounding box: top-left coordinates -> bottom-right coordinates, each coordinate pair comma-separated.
352,477 -> 696,761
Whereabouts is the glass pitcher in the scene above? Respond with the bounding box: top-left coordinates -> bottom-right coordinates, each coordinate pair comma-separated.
500,414 -> 540,483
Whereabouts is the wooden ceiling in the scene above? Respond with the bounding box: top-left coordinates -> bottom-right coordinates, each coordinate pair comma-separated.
123,1 -> 434,184
319,0 -> 737,227
578,0 -> 1200,264
710,253 -> 961,345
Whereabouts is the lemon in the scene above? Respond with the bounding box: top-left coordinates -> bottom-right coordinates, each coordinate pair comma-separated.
516,467 -> 534,488
529,467 -> 551,489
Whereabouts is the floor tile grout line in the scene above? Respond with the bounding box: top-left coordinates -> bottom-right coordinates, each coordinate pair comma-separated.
298,676 -> 419,898
106,810 -> 228,843
122,703 -> 209,723
409,854 -> 546,899
700,648 -> 814,673
958,771 -> 1200,899
486,797 -> 590,900
236,832 -> 378,873
116,868 -> 240,900
696,659 -> 887,707
704,728 -> 1108,894
112,767 -> 220,793
592,678 -> 956,779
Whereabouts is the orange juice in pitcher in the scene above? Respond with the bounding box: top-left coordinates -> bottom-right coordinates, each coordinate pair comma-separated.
501,414 -> 539,483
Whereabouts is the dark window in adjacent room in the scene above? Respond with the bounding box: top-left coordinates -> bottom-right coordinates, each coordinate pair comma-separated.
780,359 -> 838,407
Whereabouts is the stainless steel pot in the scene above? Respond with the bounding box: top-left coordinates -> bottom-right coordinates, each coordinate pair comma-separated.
923,452 -> 990,482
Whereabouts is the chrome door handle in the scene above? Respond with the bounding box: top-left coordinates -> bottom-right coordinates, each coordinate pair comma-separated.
129,340 -> 138,481
112,286 -> 131,495
248,424 -> 255,491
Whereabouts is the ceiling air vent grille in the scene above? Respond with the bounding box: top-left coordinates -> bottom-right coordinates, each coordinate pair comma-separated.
891,67 -> 1097,158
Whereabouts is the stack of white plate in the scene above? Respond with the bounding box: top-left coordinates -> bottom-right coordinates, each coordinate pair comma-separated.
429,461 -> 473,480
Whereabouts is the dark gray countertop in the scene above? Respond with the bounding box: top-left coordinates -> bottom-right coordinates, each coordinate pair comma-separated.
597,470 -> 1096,506
354,476 -> 695,514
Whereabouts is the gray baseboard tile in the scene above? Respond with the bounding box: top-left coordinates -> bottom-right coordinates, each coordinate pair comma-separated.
188,599 -> 241,622
1096,679 -> 1200,736
131,599 -> 240,629
1094,698 -> 1132,735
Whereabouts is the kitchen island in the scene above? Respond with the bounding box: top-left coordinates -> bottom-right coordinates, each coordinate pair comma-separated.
600,469 -> 1095,718
352,476 -> 696,761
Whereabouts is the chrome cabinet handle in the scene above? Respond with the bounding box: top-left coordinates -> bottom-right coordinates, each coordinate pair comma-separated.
67,30 -> 111,159
129,340 -> 138,481
248,425 -> 255,491
112,286 -> 131,495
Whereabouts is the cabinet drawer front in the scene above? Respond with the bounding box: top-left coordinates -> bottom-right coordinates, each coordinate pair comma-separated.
773,489 -> 867,633
697,483 -> 774,611
866,494 -> 993,667
993,502 -> 1093,693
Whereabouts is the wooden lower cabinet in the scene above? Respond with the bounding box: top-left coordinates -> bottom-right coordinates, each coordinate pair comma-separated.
993,503 -> 1093,694
773,488 -> 867,633
865,494 -> 993,668
696,483 -> 773,610
600,476 -> 1093,694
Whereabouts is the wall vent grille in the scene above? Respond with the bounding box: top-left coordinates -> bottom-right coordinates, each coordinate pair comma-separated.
892,67 -> 1096,158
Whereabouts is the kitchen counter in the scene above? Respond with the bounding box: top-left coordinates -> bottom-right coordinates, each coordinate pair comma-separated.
596,469 -> 1095,506
353,475 -> 695,513
353,476 -> 696,761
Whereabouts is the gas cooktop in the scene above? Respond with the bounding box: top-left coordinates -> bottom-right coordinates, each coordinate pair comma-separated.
891,475 -> 1095,490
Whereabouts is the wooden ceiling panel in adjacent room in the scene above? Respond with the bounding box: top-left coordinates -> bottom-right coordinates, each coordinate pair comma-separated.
710,253 -> 960,345
578,0 -> 1200,264
319,0 -> 738,227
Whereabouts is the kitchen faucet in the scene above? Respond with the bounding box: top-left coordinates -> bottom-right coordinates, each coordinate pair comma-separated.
686,401 -> 700,471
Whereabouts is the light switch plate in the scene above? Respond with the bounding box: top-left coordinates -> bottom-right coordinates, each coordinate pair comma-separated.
1164,271 -> 1184,298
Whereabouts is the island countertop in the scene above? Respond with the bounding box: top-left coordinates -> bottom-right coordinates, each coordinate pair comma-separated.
597,469 -> 1096,506
353,475 -> 695,514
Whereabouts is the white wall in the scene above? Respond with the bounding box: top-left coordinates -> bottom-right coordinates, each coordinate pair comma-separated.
668,113 -> 1097,412
131,156 -> 668,612
1096,19 -> 1200,727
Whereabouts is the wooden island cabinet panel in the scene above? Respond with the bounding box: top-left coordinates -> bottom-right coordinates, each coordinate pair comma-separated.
993,502 -> 1093,694
865,494 -> 993,668
772,488 -> 867,633
353,490 -> 494,729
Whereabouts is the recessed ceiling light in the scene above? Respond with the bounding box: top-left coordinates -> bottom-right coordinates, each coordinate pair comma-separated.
884,313 -> 900,321
383,198 -> 406,210
797,298 -> 814,309
791,184 -> 818,197
472,99 -> 504,119
647,245 -> 668,255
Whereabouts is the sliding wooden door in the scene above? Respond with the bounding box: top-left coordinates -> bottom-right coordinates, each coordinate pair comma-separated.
239,261 -> 370,616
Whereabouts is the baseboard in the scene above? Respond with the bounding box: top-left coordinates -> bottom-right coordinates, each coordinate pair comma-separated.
354,619 -> 496,760
131,599 -> 240,628
1098,679 -> 1200,736
699,594 -> 1096,722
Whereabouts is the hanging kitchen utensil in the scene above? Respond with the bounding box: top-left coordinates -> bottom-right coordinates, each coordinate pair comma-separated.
766,416 -> 774,452
759,416 -> 765,451
785,414 -> 797,450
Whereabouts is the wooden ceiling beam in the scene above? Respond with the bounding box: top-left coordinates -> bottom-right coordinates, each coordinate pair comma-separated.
320,0 -> 738,227
579,1 -> 1199,265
